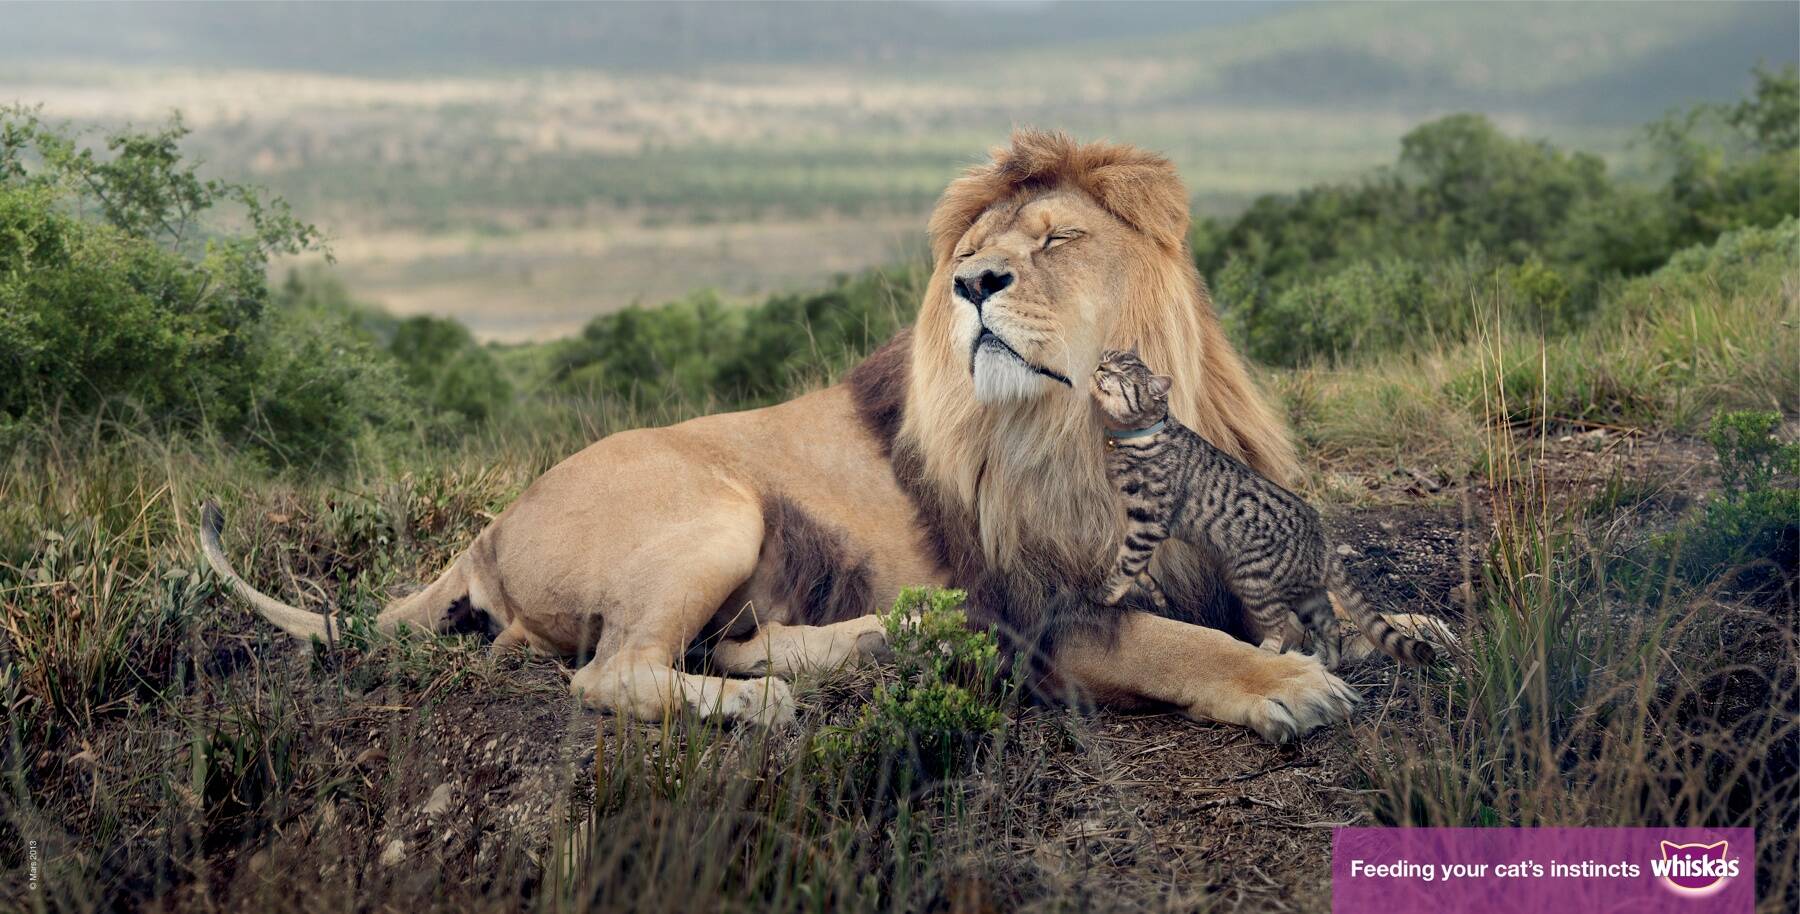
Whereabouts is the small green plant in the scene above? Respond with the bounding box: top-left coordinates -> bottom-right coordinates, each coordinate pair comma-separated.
815,587 -> 1007,791
1656,410 -> 1799,587
190,678 -> 303,852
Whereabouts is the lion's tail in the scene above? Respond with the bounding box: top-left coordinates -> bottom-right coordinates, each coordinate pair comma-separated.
200,500 -> 337,643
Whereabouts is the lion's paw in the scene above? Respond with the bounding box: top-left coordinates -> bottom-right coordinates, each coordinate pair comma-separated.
1214,651 -> 1359,744
719,676 -> 797,729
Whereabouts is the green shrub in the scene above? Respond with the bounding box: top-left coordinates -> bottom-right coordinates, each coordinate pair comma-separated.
550,291 -> 745,405
0,109 -> 429,468
546,265 -> 923,409
815,587 -> 1007,792
388,315 -> 512,422
1199,70 -> 1799,366
1649,64 -> 1800,251
1622,214 -> 1800,301
244,307 -> 422,469
1656,410 -> 1799,587
1252,257 -> 1430,364
0,181 -> 260,425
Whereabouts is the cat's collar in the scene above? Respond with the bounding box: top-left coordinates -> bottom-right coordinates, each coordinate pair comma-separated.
1104,419 -> 1166,443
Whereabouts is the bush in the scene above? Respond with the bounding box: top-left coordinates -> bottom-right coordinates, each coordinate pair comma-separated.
815,587 -> 1007,793
1253,257 -> 1432,364
547,265 -> 923,409
388,315 -> 512,422
243,307 -> 421,469
0,110 -> 429,468
1649,64 -> 1800,251
1657,410 -> 1799,588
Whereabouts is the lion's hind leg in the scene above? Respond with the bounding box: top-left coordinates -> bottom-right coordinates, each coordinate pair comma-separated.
1327,593 -> 1458,666
566,504 -> 796,728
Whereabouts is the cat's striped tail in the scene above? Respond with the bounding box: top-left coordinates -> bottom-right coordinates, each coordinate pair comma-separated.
1330,562 -> 1437,666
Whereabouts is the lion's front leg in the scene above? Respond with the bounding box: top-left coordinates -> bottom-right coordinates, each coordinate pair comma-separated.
1050,611 -> 1358,743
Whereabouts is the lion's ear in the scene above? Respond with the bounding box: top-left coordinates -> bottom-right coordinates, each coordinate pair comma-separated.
1150,375 -> 1173,397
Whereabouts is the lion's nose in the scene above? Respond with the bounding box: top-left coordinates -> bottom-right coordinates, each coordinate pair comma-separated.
953,268 -> 1014,310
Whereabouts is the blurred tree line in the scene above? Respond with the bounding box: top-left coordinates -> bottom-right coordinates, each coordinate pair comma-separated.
1193,64 -> 1798,365
1,66 -> 1793,468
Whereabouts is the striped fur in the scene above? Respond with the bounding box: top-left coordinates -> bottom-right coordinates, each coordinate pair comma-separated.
1090,350 -> 1435,669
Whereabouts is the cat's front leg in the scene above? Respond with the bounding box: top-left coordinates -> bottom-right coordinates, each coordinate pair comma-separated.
1133,571 -> 1169,610
1095,567 -> 1137,606
1254,609 -> 1305,654
1097,532 -> 1161,606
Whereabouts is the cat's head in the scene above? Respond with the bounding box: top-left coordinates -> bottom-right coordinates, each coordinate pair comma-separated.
1091,347 -> 1172,429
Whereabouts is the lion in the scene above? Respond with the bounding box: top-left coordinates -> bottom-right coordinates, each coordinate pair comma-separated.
202,130 -> 1396,742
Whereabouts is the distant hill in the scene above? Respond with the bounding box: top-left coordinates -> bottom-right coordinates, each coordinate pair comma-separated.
0,1 -> 1294,74
3,2 -> 1793,124
1150,1 -> 1800,122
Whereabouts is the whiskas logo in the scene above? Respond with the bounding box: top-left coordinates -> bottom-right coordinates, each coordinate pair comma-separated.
1651,840 -> 1739,897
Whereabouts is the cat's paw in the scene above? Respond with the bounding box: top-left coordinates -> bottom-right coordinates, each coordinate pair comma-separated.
1092,580 -> 1133,607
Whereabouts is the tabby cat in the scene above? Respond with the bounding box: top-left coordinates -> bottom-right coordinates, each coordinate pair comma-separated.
1088,348 -> 1435,669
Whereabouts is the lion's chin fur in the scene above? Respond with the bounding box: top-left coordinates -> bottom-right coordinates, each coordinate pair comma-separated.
971,349 -> 1058,404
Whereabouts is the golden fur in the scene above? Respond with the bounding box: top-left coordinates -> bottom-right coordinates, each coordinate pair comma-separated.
200,131 -> 1386,743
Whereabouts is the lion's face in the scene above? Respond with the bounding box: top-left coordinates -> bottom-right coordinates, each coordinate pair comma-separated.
946,190 -> 1131,404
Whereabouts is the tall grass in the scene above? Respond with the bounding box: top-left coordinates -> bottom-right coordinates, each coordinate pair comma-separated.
1277,219 -> 1798,475
1348,324 -> 1798,909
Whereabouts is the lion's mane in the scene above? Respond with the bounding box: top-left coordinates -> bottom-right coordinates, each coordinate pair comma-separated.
852,129 -> 1298,662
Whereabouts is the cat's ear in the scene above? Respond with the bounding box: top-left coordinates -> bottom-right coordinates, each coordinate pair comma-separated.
1124,339 -> 1141,357
1149,375 -> 1173,397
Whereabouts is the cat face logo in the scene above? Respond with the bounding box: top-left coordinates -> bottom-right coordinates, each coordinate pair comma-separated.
1655,840 -> 1738,898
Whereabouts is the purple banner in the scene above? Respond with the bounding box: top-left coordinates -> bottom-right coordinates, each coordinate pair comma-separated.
1332,827 -> 1755,913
